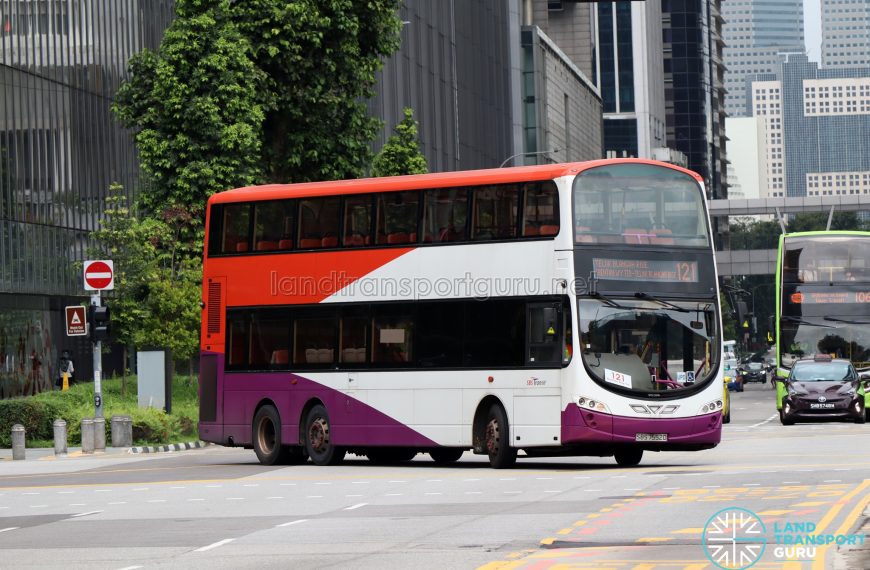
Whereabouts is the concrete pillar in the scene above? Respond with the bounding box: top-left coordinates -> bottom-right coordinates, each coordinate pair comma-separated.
93,417 -> 106,452
11,424 -> 25,460
111,415 -> 133,448
53,419 -> 67,456
81,418 -> 94,454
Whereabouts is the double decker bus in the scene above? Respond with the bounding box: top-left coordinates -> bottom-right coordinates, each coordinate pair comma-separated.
199,159 -> 724,468
775,231 -> 870,420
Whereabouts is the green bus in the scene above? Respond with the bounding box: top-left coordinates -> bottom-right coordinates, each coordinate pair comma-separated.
775,231 -> 870,420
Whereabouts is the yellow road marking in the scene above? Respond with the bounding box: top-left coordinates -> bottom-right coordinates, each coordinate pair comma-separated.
587,513 -> 601,519
573,520 -> 587,526
757,509 -> 794,515
791,501 -> 829,507
812,485 -> 870,570
556,528 -> 573,535
540,537 -> 556,546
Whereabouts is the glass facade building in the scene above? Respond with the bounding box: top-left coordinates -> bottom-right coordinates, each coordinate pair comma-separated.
0,0 -> 175,398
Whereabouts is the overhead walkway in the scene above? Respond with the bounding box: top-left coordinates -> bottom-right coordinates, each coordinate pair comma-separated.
710,195 -> 870,277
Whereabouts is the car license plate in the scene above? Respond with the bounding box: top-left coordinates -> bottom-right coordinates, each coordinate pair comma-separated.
810,403 -> 835,409
635,433 -> 668,442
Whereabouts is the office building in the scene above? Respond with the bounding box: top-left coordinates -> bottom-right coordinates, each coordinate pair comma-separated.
724,117 -> 769,200
722,0 -> 804,117
821,0 -> 870,68
749,54 -> 870,198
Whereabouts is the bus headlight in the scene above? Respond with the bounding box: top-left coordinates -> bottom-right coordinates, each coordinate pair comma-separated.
700,399 -> 724,414
577,397 -> 610,413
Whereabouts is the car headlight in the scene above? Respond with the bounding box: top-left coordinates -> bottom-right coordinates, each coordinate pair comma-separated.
700,399 -> 724,414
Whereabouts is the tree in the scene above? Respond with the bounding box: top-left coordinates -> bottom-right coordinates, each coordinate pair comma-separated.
787,211 -> 862,233
114,0 -> 265,230
229,0 -> 402,183
372,108 -> 428,177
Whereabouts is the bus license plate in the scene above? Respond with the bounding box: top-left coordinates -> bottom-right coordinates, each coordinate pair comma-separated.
635,433 -> 668,442
810,403 -> 835,409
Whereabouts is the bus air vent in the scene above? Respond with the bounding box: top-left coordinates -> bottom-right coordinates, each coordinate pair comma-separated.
207,280 -> 222,334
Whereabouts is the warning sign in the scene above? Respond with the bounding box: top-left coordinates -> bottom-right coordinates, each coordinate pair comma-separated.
66,306 -> 87,337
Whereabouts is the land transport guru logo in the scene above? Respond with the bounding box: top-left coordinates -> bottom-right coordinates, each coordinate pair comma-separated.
702,506 -> 866,569
702,508 -> 766,569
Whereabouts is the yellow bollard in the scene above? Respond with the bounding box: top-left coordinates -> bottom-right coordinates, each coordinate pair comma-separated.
62,372 -> 69,391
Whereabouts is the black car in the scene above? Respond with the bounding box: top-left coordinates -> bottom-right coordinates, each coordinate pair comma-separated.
739,360 -> 769,384
780,355 -> 867,425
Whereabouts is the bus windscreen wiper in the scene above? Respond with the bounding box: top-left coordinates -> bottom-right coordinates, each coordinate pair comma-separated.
634,292 -> 689,312
588,291 -> 634,309
782,316 -> 834,328
823,316 -> 870,324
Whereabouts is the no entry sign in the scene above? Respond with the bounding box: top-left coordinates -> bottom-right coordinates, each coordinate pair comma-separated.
83,260 -> 114,291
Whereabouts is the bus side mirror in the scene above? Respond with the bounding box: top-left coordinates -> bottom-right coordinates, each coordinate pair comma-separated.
859,373 -> 870,382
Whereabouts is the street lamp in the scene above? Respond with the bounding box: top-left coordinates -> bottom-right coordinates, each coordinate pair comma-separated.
499,149 -> 560,168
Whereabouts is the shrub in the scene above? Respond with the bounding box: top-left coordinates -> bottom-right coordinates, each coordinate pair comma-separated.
0,399 -> 64,447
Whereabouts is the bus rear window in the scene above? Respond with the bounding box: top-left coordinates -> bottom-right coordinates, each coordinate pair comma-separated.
222,204 -> 251,253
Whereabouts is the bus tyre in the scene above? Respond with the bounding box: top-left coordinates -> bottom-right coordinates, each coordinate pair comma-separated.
723,409 -> 730,424
614,449 -> 643,467
485,404 -> 517,469
252,405 -> 286,466
429,448 -> 464,464
304,404 -> 345,466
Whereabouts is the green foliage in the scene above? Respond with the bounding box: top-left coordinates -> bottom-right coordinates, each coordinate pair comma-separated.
720,292 -> 737,341
230,0 -> 402,183
91,185 -> 203,366
372,108 -> 428,177
0,399 -> 63,447
114,0 -> 265,228
787,211 -> 862,233
0,375 -> 200,448
728,218 -> 782,250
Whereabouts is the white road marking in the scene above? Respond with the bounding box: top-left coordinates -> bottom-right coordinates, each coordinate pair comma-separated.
132,487 -> 149,491
425,492 -> 443,496
386,493 -> 403,496
746,483 -> 761,486
276,519 -> 307,528
68,503 -> 86,507
205,485 -> 222,488
664,487 -> 681,490
267,496 -> 284,500
315,482 -> 331,486
116,566 -> 144,570
195,538 -> 234,552
0,528 -> 19,534
544,490 -> 561,494
148,499 -> 167,503
749,414 -> 778,428
23,492 -> 40,495
70,510 -> 102,518
306,496 -> 323,499
463,478 -> 481,482
426,479 -> 442,483
280,483 -> 297,486
108,502 -> 127,505
586,489 -> 601,492
30,505 -> 47,508
783,481 -> 801,484
465,491 -> 482,495
824,480 -> 842,483
573,476 -> 590,480
345,495 -> 363,498
612,475 -> 627,479
499,478 -> 516,481
388,480 -> 407,484
187,499 -> 205,502
225,498 -> 244,501
57,491 -> 74,494
703,485 -> 721,489
344,503 -> 367,511
351,481 -> 369,485
95,489 -> 112,493
504,491 -> 522,494
536,477 -> 553,481
170,486 -> 186,490
243,484 -> 259,488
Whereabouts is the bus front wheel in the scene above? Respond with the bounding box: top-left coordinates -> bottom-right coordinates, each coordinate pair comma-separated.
304,404 -> 345,466
485,405 -> 517,469
614,449 -> 643,467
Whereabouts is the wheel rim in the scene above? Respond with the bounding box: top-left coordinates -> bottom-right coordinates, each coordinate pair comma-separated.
485,418 -> 500,456
308,416 -> 330,455
257,416 -> 276,455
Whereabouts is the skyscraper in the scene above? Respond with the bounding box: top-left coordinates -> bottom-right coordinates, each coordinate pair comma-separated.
821,0 -> 870,68
722,0 -> 804,116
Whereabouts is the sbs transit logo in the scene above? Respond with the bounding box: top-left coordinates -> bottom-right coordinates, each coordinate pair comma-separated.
702,507 -> 766,569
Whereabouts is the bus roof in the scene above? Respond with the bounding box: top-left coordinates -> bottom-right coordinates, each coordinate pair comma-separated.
782,230 -> 870,239
208,158 -> 703,205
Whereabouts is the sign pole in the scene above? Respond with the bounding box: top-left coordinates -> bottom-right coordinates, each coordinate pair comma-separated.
92,292 -> 103,418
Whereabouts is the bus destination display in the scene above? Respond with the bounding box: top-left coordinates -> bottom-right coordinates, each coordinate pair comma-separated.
592,258 -> 698,283
788,290 -> 870,304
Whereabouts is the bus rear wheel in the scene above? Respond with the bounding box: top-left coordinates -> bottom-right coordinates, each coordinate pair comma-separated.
253,405 -> 286,466
485,404 -> 517,469
304,404 -> 345,466
614,449 -> 643,467
429,448 -> 464,464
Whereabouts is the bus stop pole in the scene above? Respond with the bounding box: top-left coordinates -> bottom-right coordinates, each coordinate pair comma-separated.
92,292 -> 103,418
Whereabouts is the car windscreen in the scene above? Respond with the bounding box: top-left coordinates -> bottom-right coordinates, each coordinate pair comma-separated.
790,362 -> 851,382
